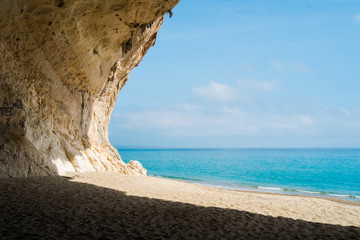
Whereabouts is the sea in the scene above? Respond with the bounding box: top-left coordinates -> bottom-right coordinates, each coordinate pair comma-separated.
117,148 -> 360,202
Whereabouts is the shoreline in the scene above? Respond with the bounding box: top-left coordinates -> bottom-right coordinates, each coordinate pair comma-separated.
179,179 -> 360,207
68,172 -> 360,227
118,148 -> 360,207
151,174 -> 360,205
191,180 -> 360,207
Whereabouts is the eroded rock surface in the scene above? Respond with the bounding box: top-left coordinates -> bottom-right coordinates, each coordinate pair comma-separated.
0,0 -> 179,177
127,160 -> 147,176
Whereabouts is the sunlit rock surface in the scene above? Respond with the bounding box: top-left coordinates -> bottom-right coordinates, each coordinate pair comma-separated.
0,0 -> 179,177
127,160 -> 147,176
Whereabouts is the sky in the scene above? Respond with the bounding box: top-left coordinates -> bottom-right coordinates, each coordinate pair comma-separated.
109,0 -> 360,148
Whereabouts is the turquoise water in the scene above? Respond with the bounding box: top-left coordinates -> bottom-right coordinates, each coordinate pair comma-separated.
117,148 -> 360,202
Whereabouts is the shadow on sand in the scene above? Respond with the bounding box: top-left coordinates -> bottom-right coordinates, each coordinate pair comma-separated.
1,176 -> 359,240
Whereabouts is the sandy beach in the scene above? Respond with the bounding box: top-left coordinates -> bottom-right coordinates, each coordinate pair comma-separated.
1,172 -> 360,239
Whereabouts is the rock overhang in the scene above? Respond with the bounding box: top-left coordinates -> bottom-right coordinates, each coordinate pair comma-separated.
0,0 -> 179,177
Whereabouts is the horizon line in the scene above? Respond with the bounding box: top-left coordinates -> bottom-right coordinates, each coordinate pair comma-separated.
114,146 -> 360,150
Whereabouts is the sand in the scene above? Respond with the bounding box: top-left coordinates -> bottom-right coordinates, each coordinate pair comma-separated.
1,172 -> 360,239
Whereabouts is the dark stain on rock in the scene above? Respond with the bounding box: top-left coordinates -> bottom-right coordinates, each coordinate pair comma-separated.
128,22 -> 140,29
140,22 -> 153,33
122,38 -> 132,54
0,99 -> 25,116
110,3 -> 127,11
55,0 -> 64,8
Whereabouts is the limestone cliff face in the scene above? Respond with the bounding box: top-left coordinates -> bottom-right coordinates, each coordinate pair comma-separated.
0,0 -> 179,177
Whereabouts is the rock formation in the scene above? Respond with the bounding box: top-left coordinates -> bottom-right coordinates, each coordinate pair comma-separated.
0,0 -> 179,177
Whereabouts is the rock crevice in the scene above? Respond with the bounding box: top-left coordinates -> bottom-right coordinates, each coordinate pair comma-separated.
0,0 -> 179,177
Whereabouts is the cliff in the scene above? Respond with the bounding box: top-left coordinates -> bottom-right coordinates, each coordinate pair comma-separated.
0,0 -> 179,177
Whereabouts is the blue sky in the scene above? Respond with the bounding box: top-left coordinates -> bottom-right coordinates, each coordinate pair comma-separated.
109,0 -> 360,148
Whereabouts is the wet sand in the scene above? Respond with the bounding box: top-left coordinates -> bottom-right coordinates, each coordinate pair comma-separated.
1,172 -> 360,239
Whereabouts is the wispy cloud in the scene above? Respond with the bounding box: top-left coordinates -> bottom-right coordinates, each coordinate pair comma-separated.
121,109 -> 194,131
290,63 -> 311,73
192,81 -> 239,101
262,114 -> 313,131
119,104 -> 318,137
192,79 -> 277,102
238,62 -> 256,72
114,100 -> 360,146
298,115 -> 313,124
270,60 -> 311,73
338,108 -> 351,116
270,60 -> 284,71
237,79 -> 277,92
355,14 -> 360,24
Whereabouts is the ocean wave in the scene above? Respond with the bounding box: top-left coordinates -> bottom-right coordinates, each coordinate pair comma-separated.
328,193 -> 351,198
256,186 -> 360,200
296,189 -> 323,195
257,186 -> 283,191
255,186 -> 360,201
153,175 -> 360,202
152,174 -> 202,182
231,184 -> 360,201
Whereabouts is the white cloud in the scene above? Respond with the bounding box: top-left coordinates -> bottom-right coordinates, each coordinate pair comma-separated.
339,108 -> 351,116
270,60 -> 284,71
237,79 -> 277,92
192,81 -> 239,101
122,110 -> 194,130
270,60 -> 311,73
355,14 -> 360,24
193,79 -> 277,102
290,63 -> 310,73
119,104 -> 318,137
298,115 -> 313,124
265,114 -> 313,132
238,62 -> 256,72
